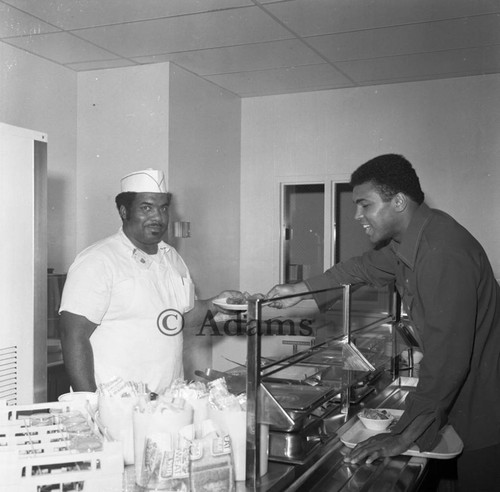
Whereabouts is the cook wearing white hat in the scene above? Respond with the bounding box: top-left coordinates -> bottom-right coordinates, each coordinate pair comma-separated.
121,168 -> 167,193
60,165 -> 195,396
59,166 -> 240,400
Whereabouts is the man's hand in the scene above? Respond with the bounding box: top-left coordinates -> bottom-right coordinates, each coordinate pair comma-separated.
343,433 -> 411,465
212,290 -> 244,303
265,281 -> 310,309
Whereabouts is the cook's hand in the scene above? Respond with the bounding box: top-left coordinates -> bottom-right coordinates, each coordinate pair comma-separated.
266,282 -> 308,309
343,433 -> 410,465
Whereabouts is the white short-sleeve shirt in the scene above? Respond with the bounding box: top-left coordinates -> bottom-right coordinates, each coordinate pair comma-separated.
60,228 -> 195,392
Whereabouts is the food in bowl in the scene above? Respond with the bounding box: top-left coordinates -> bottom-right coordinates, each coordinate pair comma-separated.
358,408 -> 394,431
361,408 -> 392,420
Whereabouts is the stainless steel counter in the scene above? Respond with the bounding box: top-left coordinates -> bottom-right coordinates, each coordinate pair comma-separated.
282,374 -> 429,492
50,354 -> 419,488
122,374 -> 431,492
123,462 -> 296,492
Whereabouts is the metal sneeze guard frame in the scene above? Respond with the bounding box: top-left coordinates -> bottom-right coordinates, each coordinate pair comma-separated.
244,283 -> 400,489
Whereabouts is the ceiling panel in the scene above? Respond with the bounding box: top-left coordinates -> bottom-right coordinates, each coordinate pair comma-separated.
307,14 -> 500,63
74,7 -> 293,58
204,63 -> 353,97
66,58 -> 138,71
1,0 -> 500,97
2,0 -> 294,29
2,0 -> 255,29
4,31 -> 117,63
137,39 -> 325,76
0,2 -> 59,37
265,0 -> 500,37
338,45 -> 500,86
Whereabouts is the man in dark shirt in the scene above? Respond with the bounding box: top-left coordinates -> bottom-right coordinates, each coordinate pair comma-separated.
267,154 -> 500,491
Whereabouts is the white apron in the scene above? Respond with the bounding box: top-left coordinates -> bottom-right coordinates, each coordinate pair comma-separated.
90,243 -> 194,393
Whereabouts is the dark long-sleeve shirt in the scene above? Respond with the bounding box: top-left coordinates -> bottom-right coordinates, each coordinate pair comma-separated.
305,203 -> 500,452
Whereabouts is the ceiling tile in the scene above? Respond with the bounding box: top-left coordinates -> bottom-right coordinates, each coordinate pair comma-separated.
264,0 -> 500,37
204,63 -> 353,97
307,14 -> 500,62
5,31 -> 119,63
75,7 -> 293,58
0,2 -> 60,37
337,45 -> 500,85
2,0 -> 500,96
65,59 -> 139,71
1,0 -> 256,29
128,53 -> 176,65
142,39 -> 324,76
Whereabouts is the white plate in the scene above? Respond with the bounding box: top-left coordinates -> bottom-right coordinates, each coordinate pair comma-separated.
340,409 -> 463,459
213,298 -> 248,311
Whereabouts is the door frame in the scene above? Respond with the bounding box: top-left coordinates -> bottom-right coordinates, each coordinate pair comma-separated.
276,174 -> 350,284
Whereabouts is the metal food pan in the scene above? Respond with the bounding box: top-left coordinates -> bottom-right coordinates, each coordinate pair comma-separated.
264,382 -> 339,432
264,383 -> 334,411
262,364 -> 323,381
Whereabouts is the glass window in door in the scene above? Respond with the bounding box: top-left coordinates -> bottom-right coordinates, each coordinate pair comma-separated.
334,182 -> 373,263
282,184 -> 325,283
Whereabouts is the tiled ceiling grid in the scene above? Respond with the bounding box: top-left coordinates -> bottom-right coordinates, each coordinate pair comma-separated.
1,0 -> 499,97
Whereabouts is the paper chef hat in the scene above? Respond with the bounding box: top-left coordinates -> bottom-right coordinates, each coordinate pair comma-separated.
120,168 -> 167,193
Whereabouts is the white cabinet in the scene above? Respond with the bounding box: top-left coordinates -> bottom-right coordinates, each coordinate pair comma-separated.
0,122 -> 47,404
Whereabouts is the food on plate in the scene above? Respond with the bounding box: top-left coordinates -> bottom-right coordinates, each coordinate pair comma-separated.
227,296 -> 246,305
226,291 -> 265,305
360,408 -> 392,420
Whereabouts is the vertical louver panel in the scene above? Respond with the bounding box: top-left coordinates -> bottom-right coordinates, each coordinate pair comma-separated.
0,346 -> 17,404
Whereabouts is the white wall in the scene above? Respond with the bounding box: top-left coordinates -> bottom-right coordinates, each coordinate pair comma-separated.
77,63 -> 171,252
168,64 -> 241,379
240,74 -> 500,292
76,63 -> 241,296
168,64 -> 241,299
0,43 -> 77,274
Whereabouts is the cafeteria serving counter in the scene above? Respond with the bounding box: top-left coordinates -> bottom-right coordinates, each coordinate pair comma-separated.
282,374 -> 429,492
124,283 -> 458,491
236,283 -> 458,491
122,373 -> 439,492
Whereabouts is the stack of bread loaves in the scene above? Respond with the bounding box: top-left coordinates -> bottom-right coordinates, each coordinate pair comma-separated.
133,379 -> 237,491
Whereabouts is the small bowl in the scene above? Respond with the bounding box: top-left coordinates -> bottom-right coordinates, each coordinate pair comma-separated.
357,409 -> 394,431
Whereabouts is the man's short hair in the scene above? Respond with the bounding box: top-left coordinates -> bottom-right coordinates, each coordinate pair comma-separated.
350,154 -> 425,204
115,191 -> 172,220
115,192 -> 137,219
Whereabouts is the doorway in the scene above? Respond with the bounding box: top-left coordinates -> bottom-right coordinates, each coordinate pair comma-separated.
334,182 -> 372,263
280,180 -> 372,283
282,183 -> 325,283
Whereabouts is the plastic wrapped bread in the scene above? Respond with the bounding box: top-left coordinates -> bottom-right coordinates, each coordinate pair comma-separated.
133,395 -> 193,488
188,421 -> 235,492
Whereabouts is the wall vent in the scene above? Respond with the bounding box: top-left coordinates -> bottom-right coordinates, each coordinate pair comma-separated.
0,346 -> 18,404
